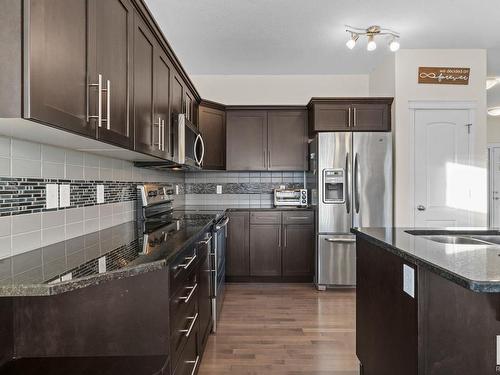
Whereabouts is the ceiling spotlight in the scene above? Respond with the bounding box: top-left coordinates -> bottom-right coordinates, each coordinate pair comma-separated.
488,107 -> 500,116
346,33 -> 359,49
345,25 -> 400,53
486,77 -> 500,90
389,37 -> 400,52
366,35 -> 377,51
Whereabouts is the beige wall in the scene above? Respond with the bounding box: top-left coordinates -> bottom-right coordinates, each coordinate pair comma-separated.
191,74 -> 369,105
370,49 -> 488,226
488,115 -> 500,144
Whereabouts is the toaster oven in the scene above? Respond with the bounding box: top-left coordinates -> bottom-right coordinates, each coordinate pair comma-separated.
274,189 -> 308,207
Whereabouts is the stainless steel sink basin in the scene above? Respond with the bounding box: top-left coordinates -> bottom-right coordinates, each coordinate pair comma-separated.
422,235 -> 492,245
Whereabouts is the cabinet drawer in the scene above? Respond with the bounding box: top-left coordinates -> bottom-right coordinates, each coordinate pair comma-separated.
250,211 -> 282,225
173,320 -> 200,375
170,245 -> 199,297
170,271 -> 199,369
283,211 -> 314,225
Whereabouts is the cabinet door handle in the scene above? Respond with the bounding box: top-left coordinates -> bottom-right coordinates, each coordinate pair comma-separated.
198,235 -> 212,245
278,226 -> 281,247
179,283 -> 198,303
348,107 -> 351,127
88,74 -> 103,127
353,107 -> 357,127
186,356 -> 200,375
179,313 -> 198,337
105,79 -> 111,130
268,149 -> 271,169
178,254 -> 197,270
161,119 -> 165,151
283,226 -> 287,247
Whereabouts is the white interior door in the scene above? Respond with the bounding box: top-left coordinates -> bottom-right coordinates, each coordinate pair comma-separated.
414,109 -> 471,227
489,147 -> 500,227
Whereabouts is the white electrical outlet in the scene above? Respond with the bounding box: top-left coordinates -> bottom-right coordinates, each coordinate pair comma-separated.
59,184 -> 71,208
97,185 -> 105,204
61,272 -> 72,282
98,257 -> 107,273
403,264 -> 415,298
216,185 -> 222,194
280,184 -> 286,190
46,184 -> 59,209
175,185 -> 179,195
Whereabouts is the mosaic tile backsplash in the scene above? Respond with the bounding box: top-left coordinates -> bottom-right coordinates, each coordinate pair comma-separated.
0,136 -> 184,259
184,171 -> 306,206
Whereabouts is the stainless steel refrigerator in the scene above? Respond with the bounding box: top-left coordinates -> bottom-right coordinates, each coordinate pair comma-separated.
309,132 -> 392,289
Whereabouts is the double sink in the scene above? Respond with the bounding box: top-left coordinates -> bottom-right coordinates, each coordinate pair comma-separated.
406,230 -> 500,246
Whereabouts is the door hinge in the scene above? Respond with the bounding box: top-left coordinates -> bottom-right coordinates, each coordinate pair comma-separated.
465,123 -> 472,134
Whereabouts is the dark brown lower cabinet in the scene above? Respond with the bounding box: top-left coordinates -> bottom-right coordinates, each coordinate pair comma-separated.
226,212 -> 250,277
197,238 -> 212,350
249,224 -> 282,277
282,224 -> 314,277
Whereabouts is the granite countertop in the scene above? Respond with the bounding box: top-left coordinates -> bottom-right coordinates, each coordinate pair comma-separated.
0,212 -> 218,297
352,227 -> 500,293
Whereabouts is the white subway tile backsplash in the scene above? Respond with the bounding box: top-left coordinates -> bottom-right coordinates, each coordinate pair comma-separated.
65,222 -> 84,239
42,162 -> 65,179
0,217 -> 11,237
42,226 -> 65,247
0,158 -> 10,176
65,150 -> 84,166
0,236 -> 11,259
12,139 -> 41,160
0,136 -> 11,157
84,205 -> 99,220
84,153 -> 100,168
84,166 -> 100,180
65,208 -> 84,224
84,219 -> 100,234
12,159 -> 41,177
99,204 -> 113,218
66,165 -> 84,180
12,231 -> 41,255
41,145 -> 65,163
99,168 -> 113,181
42,211 -> 65,229
12,213 -> 41,235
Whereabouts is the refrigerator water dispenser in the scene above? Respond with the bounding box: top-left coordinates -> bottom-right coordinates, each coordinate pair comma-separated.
323,168 -> 345,203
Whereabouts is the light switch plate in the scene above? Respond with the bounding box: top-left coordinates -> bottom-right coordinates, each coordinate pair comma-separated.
280,184 -> 286,190
216,185 -> 222,194
98,256 -> 106,273
46,184 -> 59,209
59,184 -> 70,208
175,185 -> 179,195
403,264 -> 415,298
96,185 -> 105,204
61,272 -> 72,282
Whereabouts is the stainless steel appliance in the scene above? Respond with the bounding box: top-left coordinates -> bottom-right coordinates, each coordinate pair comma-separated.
310,132 -> 392,289
273,188 -> 308,207
211,215 -> 229,332
172,113 -> 205,169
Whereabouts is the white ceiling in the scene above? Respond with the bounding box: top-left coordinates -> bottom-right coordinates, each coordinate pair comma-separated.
145,0 -> 500,104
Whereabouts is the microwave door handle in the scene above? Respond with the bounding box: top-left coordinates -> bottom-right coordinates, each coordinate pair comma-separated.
198,134 -> 205,166
193,134 -> 201,166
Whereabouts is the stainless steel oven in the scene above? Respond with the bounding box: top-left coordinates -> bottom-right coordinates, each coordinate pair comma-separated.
211,215 -> 229,333
172,113 -> 205,169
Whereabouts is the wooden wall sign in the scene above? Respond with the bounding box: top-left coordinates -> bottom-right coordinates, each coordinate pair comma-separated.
418,67 -> 470,85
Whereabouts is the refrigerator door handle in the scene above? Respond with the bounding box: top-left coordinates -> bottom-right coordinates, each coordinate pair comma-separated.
354,152 -> 360,214
345,152 -> 350,214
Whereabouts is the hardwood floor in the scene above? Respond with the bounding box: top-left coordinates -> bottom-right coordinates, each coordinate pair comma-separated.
199,283 -> 358,375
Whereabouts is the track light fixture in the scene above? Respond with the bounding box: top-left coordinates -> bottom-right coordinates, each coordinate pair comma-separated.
345,25 -> 400,52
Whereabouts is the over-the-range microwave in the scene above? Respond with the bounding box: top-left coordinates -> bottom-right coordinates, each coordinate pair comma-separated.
172,113 -> 205,169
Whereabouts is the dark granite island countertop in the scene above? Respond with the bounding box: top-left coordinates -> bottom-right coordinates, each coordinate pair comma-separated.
0,212 -> 219,297
351,227 -> 500,293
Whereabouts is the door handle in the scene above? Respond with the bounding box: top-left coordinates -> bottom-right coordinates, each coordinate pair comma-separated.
417,205 -> 426,211
88,74 -> 103,127
354,153 -> 360,214
325,238 -> 356,243
345,152 -> 350,214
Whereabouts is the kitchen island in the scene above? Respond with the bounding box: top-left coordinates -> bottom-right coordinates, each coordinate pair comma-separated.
352,227 -> 500,375
0,211 -> 220,375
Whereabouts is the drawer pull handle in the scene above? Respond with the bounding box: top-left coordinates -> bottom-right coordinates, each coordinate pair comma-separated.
288,216 -> 309,220
178,254 -> 197,270
179,283 -> 198,303
186,355 -> 200,375
179,313 -> 199,337
198,236 -> 212,245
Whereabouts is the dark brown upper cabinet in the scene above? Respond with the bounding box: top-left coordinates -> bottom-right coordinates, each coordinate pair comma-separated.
198,101 -> 226,170
171,73 -> 184,116
226,110 -> 268,171
154,48 -> 172,157
185,91 -> 194,123
132,14 -> 157,157
267,110 -> 308,170
308,98 -> 393,134
90,0 -> 134,148
226,108 -> 308,171
26,0 -> 95,137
